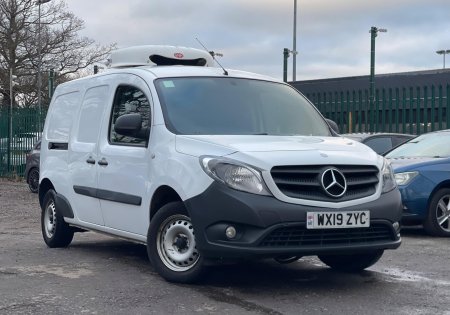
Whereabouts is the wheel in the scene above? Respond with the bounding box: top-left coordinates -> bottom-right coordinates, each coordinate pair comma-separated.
27,167 -> 39,193
41,189 -> 74,248
424,188 -> 450,236
318,250 -> 384,272
274,255 -> 302,264
147,201 -> 205,283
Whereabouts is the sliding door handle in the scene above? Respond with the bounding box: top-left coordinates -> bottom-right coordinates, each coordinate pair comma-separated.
98,158 -> 108,166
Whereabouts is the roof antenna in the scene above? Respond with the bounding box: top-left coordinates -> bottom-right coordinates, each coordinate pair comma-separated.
195,37 -> 228,76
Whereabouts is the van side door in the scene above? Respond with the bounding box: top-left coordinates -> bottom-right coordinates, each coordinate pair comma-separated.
96,74 -> 152,236
69,84 -> 110,225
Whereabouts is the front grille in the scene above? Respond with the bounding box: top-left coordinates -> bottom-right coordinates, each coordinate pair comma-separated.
259,224 -> 394,248
271,165 -> 379,202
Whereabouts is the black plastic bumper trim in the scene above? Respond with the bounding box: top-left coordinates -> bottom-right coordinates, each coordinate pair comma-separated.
73,185 -> 142,206
55,193 -> 74,218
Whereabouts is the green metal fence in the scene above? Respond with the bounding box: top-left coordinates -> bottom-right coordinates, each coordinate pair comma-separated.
1,84 -> 449,178
0,108 -> 45,177
305,85 -> 450,135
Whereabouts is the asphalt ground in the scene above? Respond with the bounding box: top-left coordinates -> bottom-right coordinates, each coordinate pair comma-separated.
0,178 -> 449,315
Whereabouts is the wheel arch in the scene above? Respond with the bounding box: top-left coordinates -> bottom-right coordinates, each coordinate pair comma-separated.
426,180 -> 450,210
39,178 -> 55,209
150,185 -> 183,221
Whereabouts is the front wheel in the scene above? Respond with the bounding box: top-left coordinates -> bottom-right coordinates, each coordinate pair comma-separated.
318,250 -> 384,272
147,202 -> 205,283
423,188 -> 450,237
41,189 -> 74,248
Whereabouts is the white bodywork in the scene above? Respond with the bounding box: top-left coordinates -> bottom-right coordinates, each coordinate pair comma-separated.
41,62 -> 381,244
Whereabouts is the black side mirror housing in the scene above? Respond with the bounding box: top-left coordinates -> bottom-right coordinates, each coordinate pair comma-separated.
114,113 -> 149,140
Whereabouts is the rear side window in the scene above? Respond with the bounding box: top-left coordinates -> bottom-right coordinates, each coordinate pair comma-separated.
47,91 -> 80,141
109,85 -> 151,146
364,137 -> 392,154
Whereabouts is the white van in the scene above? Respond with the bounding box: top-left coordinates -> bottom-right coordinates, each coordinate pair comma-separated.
39,45 -> 402,283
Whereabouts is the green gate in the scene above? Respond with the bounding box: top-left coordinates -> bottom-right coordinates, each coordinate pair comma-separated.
0,108 -> 45,177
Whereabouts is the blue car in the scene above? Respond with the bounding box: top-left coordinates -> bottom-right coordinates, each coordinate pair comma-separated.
386,130 -> 450,236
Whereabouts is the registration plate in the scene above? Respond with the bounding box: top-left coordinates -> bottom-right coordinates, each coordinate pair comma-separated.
306,211 -> 370,229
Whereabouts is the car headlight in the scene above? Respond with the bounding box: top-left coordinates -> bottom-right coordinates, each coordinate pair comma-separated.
394,171 -> 418,186
200,156 -> 271,195
381,158 -> 397,193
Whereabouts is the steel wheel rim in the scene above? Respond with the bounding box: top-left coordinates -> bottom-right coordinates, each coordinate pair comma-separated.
44,201 -> 57,238
156,215 -> 199,272
436,194 -> 450,232
29,169 -> 39,192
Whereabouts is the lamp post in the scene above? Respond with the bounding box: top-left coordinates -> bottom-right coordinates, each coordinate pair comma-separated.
436,50 -> 450,69
8,69 -> 18,171
37,0 -> 51,132
292,0 -> 298,81
369,26 -> 387,116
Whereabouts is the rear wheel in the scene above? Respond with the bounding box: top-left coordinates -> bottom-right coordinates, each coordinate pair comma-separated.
27,167 -> 39,193
147,202 -> 205,283
318,250 -> 383,272
41,189 -> 74,248
424,188 -> 450,236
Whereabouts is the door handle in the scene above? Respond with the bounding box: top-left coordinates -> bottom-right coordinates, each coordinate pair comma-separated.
86,157 -> 95,164
98,158 -> 108,166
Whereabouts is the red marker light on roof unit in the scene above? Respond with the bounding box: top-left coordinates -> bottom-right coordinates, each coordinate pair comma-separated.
174,53 -> 184,59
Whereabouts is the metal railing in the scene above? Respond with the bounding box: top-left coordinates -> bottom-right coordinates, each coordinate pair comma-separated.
0,108 -> 45,177
305,85 -> 450,135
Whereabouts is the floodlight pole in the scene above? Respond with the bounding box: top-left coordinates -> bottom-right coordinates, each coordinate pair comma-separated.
292,0 -> 298,81
436,50 -> 450,69
369,27 -> 387,112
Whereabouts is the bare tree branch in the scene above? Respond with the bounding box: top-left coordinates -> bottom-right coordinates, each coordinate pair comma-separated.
0,0 -> 115,108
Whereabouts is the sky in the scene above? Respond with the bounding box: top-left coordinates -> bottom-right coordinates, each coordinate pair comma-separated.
63,0 -> 450,81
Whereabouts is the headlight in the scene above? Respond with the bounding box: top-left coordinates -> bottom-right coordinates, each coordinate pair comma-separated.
381,158 -> 396,193
200,156 -> 271,195
394,171 -> 418,186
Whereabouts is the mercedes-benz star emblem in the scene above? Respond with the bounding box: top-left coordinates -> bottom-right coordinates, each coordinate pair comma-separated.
321,168 -> 347,198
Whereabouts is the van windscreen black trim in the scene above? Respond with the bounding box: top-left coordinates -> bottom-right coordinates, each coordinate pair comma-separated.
48,142 -> 68,150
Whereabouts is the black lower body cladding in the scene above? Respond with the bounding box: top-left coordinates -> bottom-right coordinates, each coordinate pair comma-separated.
184,182 -> 402,258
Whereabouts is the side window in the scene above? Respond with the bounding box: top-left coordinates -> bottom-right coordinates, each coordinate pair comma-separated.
109,85 -> 151,146
77,85 -> 109,143
393,136 -> 412,147
364,137 -> 393,154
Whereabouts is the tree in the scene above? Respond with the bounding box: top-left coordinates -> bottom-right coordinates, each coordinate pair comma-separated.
0,0 -> 115,109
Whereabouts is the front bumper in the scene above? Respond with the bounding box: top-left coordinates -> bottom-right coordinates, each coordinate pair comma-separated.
397,175 -> 436,223
184,183 -> 402,258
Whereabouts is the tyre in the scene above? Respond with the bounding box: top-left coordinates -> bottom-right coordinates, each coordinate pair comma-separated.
147,201 -> 205,283
423,188 -> 450,237
41,189 -> 74,248
318,250 -> 384,272
27,167 -> 39,193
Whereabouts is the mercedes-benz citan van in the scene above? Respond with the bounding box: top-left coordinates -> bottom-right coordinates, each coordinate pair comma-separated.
39,45 -> 402,283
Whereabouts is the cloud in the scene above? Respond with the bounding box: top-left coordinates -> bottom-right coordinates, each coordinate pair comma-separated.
65,0 -> 450,80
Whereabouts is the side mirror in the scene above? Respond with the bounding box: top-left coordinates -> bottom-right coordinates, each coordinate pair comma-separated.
114,113 -> 149,140
325,118 -> 340,134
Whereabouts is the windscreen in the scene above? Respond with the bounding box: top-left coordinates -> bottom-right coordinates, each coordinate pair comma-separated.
386,132 -> 450,158
155,77 -> 331,136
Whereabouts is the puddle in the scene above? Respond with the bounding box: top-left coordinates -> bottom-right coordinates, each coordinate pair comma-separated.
373,267 -> 450,286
